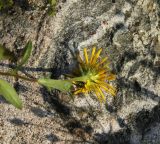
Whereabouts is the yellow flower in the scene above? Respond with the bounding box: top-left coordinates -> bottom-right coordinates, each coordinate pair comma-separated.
71,47 -> 116,103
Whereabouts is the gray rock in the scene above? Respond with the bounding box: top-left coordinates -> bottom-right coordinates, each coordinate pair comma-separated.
0,0 -> 160,143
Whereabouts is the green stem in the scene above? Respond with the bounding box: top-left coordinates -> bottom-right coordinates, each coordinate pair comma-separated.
71,75 -> 88,82
0,71 -> 37,82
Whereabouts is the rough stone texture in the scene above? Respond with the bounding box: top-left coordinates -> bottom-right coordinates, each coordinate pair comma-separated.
0,0 -> 160,143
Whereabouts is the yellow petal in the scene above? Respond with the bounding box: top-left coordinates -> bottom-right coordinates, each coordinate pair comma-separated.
91,48 -> 102,65
77,54 -> 83,64
100,83 -> 116,96
100,57 -> 108,65
90,47 -> 96,64
103,61 -> 110,69
94,77 -> 106,83
96,57 -> 108,67
74,89 -> 82,95
98,69 -> 106,75
106,74 -> 116,81
98,75 -> 107,81
93,87 -> 104,103
84,48 -> 89,64
96,86 -> 106,102
74,88 -> 87,95
85,80 -> 91,88
94,80 -> 116,94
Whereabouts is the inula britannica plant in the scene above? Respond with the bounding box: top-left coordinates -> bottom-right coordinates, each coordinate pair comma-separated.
0,42 -> 116,109
70,47 -> 116,103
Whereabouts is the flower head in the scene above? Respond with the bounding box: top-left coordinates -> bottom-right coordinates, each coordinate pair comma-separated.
71,47 -> 116,103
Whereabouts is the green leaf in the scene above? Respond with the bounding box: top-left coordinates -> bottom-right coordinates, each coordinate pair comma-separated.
0,0 -> 13,10
17,41 -> 32,69
48,0 -> 57,6
0,44 -> 15,61
48,0 -> 57,16
0,79 -> 22,109
38,78 -> 72,92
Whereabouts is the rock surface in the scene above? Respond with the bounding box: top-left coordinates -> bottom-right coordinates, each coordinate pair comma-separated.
0,0 -> 160,143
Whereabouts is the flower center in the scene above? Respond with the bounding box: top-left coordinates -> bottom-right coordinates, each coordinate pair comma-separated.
86,71 -> 99,83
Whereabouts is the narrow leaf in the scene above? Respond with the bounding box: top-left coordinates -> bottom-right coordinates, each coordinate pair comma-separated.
48,0 -> 57,16
38,78 -> 72,92
17,41 -> 32,68
0,44 -> 15,61
0,79 -> 22,109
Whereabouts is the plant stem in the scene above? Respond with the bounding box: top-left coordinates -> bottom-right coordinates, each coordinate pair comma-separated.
71,75 -> 88,82
0,71 -> 37,82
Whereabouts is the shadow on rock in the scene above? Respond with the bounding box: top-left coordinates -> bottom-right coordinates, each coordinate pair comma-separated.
9,118 -> 28,126
94,103 -> 160,144
128,103 -> 160,140
45,133 -> 59,142
40,88 -> 71,117
30,107 -> 49,118
94,128 -> 131,144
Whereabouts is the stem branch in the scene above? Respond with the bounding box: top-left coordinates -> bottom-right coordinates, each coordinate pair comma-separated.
0,71 -> 37,82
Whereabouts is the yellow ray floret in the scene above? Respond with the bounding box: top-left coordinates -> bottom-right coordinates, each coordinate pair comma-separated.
84,48 -> 89,64
90,47 -> 96,63
91,48 -> 102,65
71,47 -> 116,103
